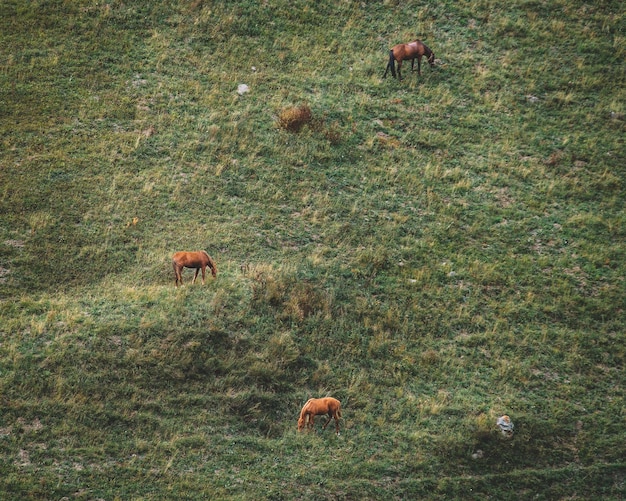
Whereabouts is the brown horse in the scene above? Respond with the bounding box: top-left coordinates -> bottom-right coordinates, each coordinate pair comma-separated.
297,397 -> 342,436
172,251 -> 217,287
383,40 -> 435,80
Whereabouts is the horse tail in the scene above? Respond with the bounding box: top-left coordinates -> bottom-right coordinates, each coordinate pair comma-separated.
388,49 -> 396,78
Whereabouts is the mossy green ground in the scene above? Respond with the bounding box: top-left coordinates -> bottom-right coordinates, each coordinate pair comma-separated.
1,1 -> 624,499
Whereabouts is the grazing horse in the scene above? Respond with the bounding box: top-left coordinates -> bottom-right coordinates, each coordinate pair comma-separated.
297,397 -> 342,436
383,40 -> 435,80
172,251 -> 217,287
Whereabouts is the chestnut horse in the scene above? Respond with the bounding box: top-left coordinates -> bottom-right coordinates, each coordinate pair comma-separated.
297,397 -> 342,436
172,251 -> 217,287
383,40 -> 435,80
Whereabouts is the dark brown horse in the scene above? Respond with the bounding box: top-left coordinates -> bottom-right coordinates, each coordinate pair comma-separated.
297,397 -> 342,436
172,251 -> 217,287
383,40 -> 435,80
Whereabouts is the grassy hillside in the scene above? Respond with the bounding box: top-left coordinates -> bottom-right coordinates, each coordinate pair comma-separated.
1,0 -> 624,499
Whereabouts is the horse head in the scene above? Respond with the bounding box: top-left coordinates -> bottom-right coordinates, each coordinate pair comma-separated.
427,50 -> 436,67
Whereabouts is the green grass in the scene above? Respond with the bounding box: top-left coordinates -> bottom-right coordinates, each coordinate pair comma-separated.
1,0 -> 625,499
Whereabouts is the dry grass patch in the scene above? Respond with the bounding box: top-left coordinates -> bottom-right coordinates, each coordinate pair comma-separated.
276,104 -> 313,132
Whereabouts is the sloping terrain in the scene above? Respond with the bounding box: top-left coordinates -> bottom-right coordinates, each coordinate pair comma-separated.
0,1 -> 624,499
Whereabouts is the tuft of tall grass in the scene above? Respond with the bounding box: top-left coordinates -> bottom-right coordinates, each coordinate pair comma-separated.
276,104 -> 313,132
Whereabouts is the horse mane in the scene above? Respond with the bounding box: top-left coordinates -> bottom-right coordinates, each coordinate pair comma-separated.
202,251 -> 218,274
300,398 -> 314,413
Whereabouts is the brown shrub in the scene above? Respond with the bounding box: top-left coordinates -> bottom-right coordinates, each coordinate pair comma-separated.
420,349 -> 440,365
277,104 -> 313,132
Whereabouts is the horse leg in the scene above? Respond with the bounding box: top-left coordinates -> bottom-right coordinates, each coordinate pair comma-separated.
201,265 -> 206,285
417,56 -> 422,75
384,49 -> 396,79
173,263 -> 182,287
322,412 -> 340,434
397,60 -> 403,80
192,268 -> 200,284
322,414 -> 332,430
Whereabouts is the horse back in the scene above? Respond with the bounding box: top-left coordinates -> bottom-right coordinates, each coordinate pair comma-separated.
303,397 -> 341,414
172,251 -> 205,267
328,397 -> 341,415
320,397 -> 341,416
407,40 -> 427,56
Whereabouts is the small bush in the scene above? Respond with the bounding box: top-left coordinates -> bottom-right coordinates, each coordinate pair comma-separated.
283,281 -> 330,321
251,268 -> 287,307
276,104 -> 313,132
420,349 -> 440,366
